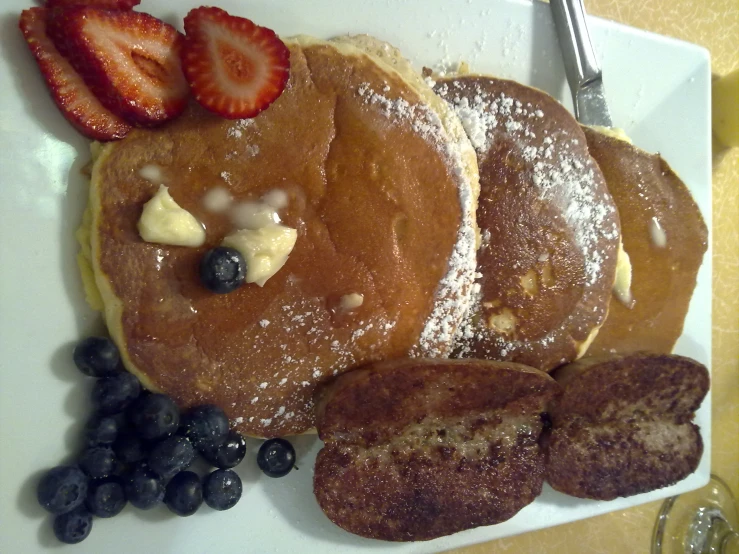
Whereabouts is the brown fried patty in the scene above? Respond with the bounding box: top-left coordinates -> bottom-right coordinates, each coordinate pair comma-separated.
314,358 -> 561,541
546,352 -> 709,500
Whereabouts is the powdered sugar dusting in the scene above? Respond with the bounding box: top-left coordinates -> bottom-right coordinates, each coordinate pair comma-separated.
204,68 -> 479,436
226,296 -> 401,434
229,79 -> 478,434
226,119 -> 260,160
356,82 -> 477,358
437,82 -> 616,286
357,83 -> 443,143
436,79 -> 619,364
227,118 -> 254,139
454,96 -> 498,150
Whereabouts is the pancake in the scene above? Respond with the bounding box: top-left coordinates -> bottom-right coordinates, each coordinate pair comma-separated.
86,35 -> 479,438
582,127 -> 708,355
433,75 -> 621,371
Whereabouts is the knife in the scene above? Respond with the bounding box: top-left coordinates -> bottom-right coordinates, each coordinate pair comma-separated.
550,0 -> 613,127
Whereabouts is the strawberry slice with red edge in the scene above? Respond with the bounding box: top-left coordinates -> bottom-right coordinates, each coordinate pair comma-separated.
46,0 -> 141,9
181,6 -> 290,119
18,7 -> 131,141
47,7 -> 189,126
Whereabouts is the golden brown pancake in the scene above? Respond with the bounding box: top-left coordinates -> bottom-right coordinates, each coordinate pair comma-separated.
433,75 -> 621,371
88,36 -> 479,437
582,127 -> 708,355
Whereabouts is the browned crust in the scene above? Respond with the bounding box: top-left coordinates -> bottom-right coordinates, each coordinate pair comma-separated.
545,420 -> 703,500
314,359 -> 561,541
435,76 -> 620,371
545,352 -> 709,500
550,352 -> 709,420
316,358 -> 558,443
582,127 -> 708,355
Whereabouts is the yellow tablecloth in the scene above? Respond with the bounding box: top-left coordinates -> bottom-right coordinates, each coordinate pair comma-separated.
452,0 -> 739,552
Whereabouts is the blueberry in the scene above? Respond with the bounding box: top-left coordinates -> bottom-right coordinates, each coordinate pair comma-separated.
113,432 -> 148,464
130,394 -> 180,441
37,466 -> 89,515
540,412 -> 553,432
202,469 -> 242,511
78,446 -> 117,479
73,336 -> 121,377
124,463 -> 164,509
257,438 -> 296,478
148,436 -> 195,479
86,477 -> 126,518
91,372 -> 141,415
201,430 -> 246,469
53,505 -> 92,544
181,405 -> 229,451
200,247 -> 246,294
110,458 -> 128,477
84,414 -> 119,446
164,471 -> 202,516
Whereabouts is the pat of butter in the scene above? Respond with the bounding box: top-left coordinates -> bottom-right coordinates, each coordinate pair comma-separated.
589,127 -> 637,308
649,216 -> 667,249
222,224 -> 297,287
230,201 -> 280,230
138,185 -> 205,247
139,164 -> 165,184
613,242 -> 634,308
340,293 -> 364,311
590,125 -> 633,144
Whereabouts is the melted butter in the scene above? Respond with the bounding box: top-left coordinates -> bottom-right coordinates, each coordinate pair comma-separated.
340,293 -> 364,311
487,308 -> 517,335
649,217 -> 667,249
327,293 -> 362,327
262,189 -> 289,209
139,164 -> 166,184
229,189 -> 290,230
230,201 -> 280,230
613,242 -> 635,308
519,269 -> 538,297
222,224 -> 297,286
202,186 -> 233,213
138,185 -> 205,247
588,127 -> 638,309
590,125 -> 633,144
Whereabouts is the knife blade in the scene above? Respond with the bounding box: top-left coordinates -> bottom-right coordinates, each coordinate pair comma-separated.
550,0 -> 613,127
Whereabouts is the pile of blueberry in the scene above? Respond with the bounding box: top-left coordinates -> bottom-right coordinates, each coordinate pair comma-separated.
37,336 -> 297,544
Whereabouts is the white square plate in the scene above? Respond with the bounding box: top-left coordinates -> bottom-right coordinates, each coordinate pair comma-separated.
0,0 -> 711,552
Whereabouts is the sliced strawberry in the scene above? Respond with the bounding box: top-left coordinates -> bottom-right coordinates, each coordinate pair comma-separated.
46,0 -> 140,9
181,6 -> 290,119
18,7 -> 130,141
48,8 -> 189,126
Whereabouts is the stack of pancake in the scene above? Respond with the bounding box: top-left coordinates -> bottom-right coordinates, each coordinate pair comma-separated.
433,73 -> 706,368
83,35 -> 479,438
78,34 -> 707,439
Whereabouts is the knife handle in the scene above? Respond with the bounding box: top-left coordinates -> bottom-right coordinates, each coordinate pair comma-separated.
550,0 -> 602,91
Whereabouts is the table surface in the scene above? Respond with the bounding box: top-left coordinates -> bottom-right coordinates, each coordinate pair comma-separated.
452,0 -> 739,552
